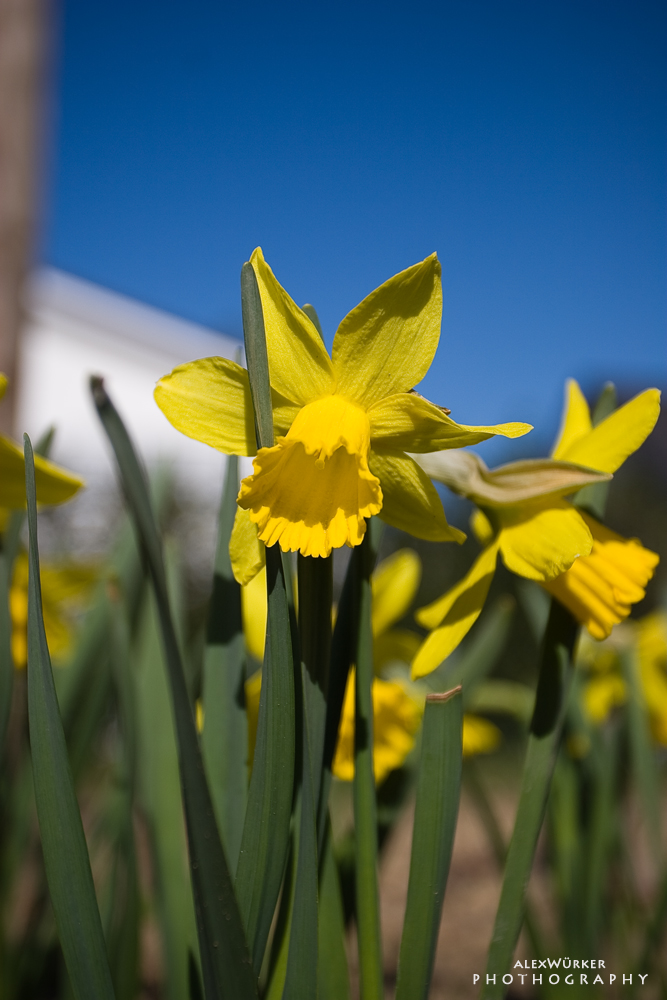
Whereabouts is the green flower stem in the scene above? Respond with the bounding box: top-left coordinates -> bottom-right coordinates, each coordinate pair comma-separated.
482,599 -> 578,998
297,554 -> 332,800
353,528 -> 383,1000
395,688 -> 462,1000
24,435 -> 115,1000
280,555 -> 333,999
202,455 -> 248,873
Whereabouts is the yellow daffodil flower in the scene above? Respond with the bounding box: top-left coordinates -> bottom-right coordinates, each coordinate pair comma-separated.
155,250 -> 531,560
331,669 -> 422,783
9,552 -> 97,668
540,380 -> 659,638
576,616 -> 667,746
412,380 -> 660,678
0,374 -> 84,509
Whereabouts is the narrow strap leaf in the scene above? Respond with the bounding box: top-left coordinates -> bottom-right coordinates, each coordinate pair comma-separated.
482,599 -> 578,998
24,434 -> 116,1000
621,647 -> 663,865
353,528 -> 383,1000
396,687 -> 462,1000
202,455 -> 248,872
317,821 -> 351,1000
90,379 -> 257,1000
235,262 -> 296,974
281,710 -> 319,999
241,262 -> 274,449
1,429 -> 58,751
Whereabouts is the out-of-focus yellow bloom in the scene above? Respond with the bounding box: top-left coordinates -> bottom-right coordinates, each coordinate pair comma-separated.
412,380 -> 660,677
9,552 -> 97,668
155,250 -> 531,561
461,714 -> 502,756
0,375 -> 84,509
636,612 -> 667,745
577,615 -> 667,745
332,669 -> 422,783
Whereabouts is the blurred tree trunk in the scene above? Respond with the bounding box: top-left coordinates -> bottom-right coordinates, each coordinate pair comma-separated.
0,0 -> 46,434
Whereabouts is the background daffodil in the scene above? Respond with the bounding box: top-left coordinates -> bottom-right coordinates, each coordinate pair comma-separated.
155,250 -> 531,558
411,379 -> 660,677
0,375 -> 84,508
9,553 -> 97,668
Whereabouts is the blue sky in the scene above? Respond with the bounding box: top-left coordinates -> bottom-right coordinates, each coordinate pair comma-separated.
44,0 -> 665,461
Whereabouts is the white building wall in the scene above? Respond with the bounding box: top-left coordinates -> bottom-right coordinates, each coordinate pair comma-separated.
15,269 -> 243,493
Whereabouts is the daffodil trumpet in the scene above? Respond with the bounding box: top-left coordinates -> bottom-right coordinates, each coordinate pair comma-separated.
155,249 -> 531,560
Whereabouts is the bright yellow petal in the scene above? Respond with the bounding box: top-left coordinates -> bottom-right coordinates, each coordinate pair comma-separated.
0,436 -> 84,509
552,379 -> 592,459
556,388 -> 660,473
239,396 -> 382,557
371,549 -> 422,636
462,714 -> 502,757
412,542 -> 499,678
241,566 -> 267,663
155,356 -> 258,456
0,373 -> 7,401
250,248 -> 335,404
229,506 -> 265,585
369,392 -> 531,451
498,501 -> 592,582
332,255 -> 442,407
368,450 -> 465,543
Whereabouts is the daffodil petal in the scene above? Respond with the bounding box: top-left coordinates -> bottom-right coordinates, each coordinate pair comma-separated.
250,248 -> 335,404
155,356 -> 258,456
412,543 -> 499,678
332,255 -> 442,407
371,549 -> 422,636
369,392 -> 532,451
498,501 -> 592,581
552,379 -> 592,459
0,436 -> 84,508
229,506 -> 265,585
415,542 -> 499,630
241,567 -> 267,662
556,388 -> 660,473
368,450 -> 465,543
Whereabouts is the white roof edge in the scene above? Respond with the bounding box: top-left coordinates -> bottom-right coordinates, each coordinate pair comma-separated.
27,267 -> 242,361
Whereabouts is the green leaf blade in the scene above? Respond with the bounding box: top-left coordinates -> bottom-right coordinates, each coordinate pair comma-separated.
202,454 -> 248,873
91,380 -> 257,1000
24,434 -> 115,1000
396,687 -> 463,1000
